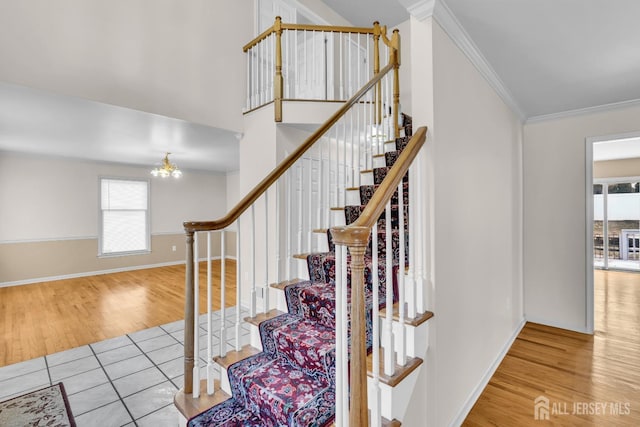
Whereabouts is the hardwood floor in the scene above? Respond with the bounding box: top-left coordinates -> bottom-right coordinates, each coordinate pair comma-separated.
464,269 -> 640,426
0,260 -> 236,367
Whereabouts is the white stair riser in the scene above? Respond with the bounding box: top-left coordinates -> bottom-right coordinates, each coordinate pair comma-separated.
295,257 -> 309,280
346,189 -> 361,206
384,141 -> 396,153
360,171 -> 374,186
368,366 -> 422,422
331,209 -> 345,226
313,232 -> 329,253
373,156 -> 387,169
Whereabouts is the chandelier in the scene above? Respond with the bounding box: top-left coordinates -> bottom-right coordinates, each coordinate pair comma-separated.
151,152 -> 182,178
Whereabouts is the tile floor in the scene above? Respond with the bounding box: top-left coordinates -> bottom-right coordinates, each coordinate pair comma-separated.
0,308 -> 250,427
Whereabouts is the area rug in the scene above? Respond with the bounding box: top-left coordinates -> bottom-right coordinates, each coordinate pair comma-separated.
0,383 -> 76,427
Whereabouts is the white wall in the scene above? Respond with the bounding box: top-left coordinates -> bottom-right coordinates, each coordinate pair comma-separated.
226,170 -> 241,210
0,0 -> 253,132
430,20 -> 524,426
523,104 -> 640,331
0,152 -> 226,241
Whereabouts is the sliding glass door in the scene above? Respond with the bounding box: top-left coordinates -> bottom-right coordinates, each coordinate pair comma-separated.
594,180 -> 640,271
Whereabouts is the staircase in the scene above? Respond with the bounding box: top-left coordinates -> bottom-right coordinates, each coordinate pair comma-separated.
175,17 -> 432,427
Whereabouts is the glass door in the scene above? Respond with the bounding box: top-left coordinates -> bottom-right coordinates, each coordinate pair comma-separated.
594,180 -> 640,271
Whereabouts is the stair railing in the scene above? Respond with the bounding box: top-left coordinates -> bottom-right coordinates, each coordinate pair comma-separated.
244,17 -> 393,122
332,125 -> 427,426
179,20 -> 405,426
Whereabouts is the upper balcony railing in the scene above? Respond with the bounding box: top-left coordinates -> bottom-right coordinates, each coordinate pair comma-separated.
243,17 -> 397,125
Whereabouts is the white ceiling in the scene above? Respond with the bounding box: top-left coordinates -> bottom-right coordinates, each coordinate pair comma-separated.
324,0 -> 640,119
0,82 -> 239,172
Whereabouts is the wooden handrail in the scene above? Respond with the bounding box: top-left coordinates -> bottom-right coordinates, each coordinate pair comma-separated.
331,126 -> 427,246
242,19 -> 377,52
281,23 -> 375,34
183,61 -> 395,233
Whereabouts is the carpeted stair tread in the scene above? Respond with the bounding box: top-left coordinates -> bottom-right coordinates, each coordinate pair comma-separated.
236,355 -> 334,427
344,205 -> 409,229
187,398 -> 263,427
373,166 -> 409,186
359,182 -> 408,206
326,226 -> 408,258
263,314 -> 335,377
304,253 -> 397,298
245,309 -> 285,327
176,379 -> 230,421
380,304 -> 435,327
366,351 -> 423,387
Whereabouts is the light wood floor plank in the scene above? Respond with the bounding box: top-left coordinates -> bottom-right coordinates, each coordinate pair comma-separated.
0,260 -> 236,367
464,269 -> 640,426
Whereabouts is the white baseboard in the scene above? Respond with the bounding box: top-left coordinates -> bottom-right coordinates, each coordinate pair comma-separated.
524,315 -> 592,335
450,317 -> 526,427
0,256 -> 237,288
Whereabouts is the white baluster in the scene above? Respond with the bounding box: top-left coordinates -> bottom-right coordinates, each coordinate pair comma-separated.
339,32 -> 344,100
307,158 -> 313,252
335,243 -> 344,427
318,126 -> 324,229
418,148 -> 428,313
397,182 -> 407,366
270,33 -> 275,102
350,109 -> 355,188
304,30 -> 308,96
250,204 -> 256,318
246,48 -> 250,110
348,33 -> 352,96
264,192 -> 270,312
407,162 -> 417,320
253,47 -> 258,108
297,163 -> 303,256
413,151 -> 424,315
339,242 -> 348,427
371,222 -> 381,427
220,231 -> 227,357
342,112 -> 347,208
312,31 -> 317,98
295,31 -> 300,98
235,218 -> 242,352
384,201 -> 395,376
276,182 -> 281,285
206,232 -> 214,394
357,33 -> 362,92
286,164 -> 292,279
193,232 -> 200,398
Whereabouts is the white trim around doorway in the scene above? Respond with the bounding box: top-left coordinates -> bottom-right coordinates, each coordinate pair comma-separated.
585,130 -> 640,335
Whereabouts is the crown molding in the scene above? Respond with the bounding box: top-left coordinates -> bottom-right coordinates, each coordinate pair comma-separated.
397,0 -> 435,22
399,0 -> 526,122
432,0 -> 526,121
526,98 -> 640,124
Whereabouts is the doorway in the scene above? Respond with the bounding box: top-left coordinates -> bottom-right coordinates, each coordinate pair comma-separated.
586,132 -> 640,333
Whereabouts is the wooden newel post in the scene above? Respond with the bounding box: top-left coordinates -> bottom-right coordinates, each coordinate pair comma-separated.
392,29 -> 401,139
184,231 -> 195,394
332,225 -> 371,426
274,16 -> 283,122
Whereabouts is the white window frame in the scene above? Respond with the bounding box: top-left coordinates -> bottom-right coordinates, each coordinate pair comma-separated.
98,177 -> 151,257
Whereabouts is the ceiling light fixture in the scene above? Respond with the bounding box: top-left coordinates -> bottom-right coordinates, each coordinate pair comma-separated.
151,152 -> 182,178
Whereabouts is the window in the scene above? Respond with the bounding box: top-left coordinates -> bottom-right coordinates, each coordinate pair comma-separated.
99,178 -> 150,256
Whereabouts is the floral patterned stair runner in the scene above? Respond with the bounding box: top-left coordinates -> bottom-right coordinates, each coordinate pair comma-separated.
188,120 -> 413,427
